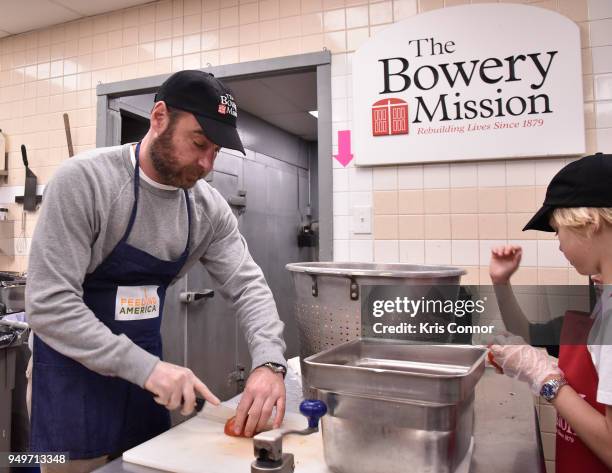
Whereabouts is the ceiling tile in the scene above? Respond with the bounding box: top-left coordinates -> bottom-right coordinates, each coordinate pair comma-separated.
52,0 -> 152,17
0,0 -> 80,35
0,0 -> 154,37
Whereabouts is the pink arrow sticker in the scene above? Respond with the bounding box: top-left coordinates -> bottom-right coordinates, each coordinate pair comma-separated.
334,130 -> 353,167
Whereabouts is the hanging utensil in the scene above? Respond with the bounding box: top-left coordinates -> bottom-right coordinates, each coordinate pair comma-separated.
15,210 -> 27,255
21,144 -> 37,211
63,113 -> 74,158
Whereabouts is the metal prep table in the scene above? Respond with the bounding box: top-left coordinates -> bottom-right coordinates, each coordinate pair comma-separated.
95,367 -> 545,473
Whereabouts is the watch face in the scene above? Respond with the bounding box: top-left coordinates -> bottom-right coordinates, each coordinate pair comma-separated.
541,383 -> 555,399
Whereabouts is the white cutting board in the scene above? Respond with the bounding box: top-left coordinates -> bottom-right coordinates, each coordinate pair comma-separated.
123,404 -> 332,473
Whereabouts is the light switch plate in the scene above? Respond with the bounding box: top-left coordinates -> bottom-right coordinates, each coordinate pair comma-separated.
352,205 -> 372,234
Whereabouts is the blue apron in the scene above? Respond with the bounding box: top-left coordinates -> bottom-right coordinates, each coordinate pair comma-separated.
31,143 -> 191,459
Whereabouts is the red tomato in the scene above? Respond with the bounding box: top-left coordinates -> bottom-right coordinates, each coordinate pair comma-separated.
487,350 -> 503,373
224,416 -> 252,438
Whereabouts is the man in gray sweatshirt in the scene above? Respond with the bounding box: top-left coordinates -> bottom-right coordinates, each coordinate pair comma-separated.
26,70 -> 287,471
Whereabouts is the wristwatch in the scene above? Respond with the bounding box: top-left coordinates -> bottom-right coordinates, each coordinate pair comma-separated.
259,362 -> 287,378
540,377 -> 568,403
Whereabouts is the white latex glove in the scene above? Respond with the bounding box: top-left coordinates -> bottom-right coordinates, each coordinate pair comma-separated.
489,334 -> 563,395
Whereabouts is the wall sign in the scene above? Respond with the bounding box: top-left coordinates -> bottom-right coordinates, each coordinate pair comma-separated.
352,4 -> 585,166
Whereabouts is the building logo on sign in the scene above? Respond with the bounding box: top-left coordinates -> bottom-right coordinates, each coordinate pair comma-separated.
352,4 -> 585,165
372,98 -> 409,136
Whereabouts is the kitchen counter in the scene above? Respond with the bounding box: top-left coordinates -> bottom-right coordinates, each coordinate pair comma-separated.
95,367 -> 544,473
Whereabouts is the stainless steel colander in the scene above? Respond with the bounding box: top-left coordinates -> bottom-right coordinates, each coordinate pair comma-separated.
285,262 -> 466,361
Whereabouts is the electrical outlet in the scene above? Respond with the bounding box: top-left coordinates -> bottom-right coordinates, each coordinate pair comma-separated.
352,205 -> 372,234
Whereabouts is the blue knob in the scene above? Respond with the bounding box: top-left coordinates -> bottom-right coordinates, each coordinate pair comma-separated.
299,399 -> 327,429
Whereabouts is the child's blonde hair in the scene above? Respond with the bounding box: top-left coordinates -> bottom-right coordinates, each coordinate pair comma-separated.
551,207 -> 612,235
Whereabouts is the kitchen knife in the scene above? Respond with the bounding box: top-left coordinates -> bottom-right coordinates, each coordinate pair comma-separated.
21,144 -> 37,211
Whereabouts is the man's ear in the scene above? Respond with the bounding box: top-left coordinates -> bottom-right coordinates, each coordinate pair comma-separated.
150,101 -> 171,135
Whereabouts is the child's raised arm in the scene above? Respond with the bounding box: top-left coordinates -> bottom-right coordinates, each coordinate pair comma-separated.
489,245 -> 532,342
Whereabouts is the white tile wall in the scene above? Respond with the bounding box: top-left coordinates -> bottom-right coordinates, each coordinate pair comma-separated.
393,0 -> 418,20
588,0 -> 612,20
423,163 -> 450,188
350,191 -> 372,207
349,239 -> 373,262
589,18 -> 612,46
506,160 -> 536,186
331,97 -> 348,122
449,162 -> 478,188
374,239 -> 399,262
596,101 -> 612,127
594,73 -> 612,100
333,191 -> 349,215
369,2 -> 393,25
424,239 -> 451,265
477,162 -> 506,187
537,240 -> 568,268
479,240 -> 508,268
333,168 -> 349,192
451,240 -> 479,266
373,166 -> 397,190
346,6 -> 369,29
348,166 -> 372,191
399,239 -> 425,264
397,165 -> 423,189
535,159 -> 567,186
592,46 -> 612,73
333,239 -> 350,260
333,215 -> 350,239
596,127 -> 612,151
331,74 -> 348,98
346,26 -> 369,51
508,240 -> 538,267
330,52 -> 348,76
324,9 -> 346,32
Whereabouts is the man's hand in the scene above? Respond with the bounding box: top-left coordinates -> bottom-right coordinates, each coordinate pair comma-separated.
233,366 -> 286,437
489,245 -> 522,284
144,361 -> 220,415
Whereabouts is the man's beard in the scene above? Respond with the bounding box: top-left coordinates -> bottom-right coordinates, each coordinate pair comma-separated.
149,127 -> 203,189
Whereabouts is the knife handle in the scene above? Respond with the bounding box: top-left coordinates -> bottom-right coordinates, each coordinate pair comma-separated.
21,145 -> 28,168
195,397 -> 205,412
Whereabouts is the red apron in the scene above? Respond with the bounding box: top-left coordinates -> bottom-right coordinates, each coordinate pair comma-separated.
556,310 -> 611,473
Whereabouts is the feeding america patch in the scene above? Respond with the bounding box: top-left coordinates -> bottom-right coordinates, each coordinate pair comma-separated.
115,285 -> 160,321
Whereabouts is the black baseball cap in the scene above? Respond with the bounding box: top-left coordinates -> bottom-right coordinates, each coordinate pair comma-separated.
154,70 -> 245,155
523,152 -> 612,232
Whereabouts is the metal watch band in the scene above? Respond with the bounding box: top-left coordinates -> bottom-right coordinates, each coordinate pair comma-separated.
260,362 -> 287,378
541,377 -> 568,402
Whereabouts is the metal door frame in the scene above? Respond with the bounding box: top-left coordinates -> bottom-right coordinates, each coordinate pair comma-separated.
96,51 -> 333,259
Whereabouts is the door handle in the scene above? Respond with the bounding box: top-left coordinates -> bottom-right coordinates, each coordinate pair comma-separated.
227,190 -> 247,208
179,290 -> 215,304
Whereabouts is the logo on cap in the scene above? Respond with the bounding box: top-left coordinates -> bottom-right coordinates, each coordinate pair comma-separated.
218,94 -> 238,118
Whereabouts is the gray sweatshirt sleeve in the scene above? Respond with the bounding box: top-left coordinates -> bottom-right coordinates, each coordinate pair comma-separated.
199,190 -> 287,370
26,160 -> 159,388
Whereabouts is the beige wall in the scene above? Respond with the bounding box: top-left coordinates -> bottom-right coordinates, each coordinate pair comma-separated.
0,0 -> 610,284
331,0 -> 611,289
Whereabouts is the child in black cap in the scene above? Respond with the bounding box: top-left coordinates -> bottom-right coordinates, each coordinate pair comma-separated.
489,153 -> 612,472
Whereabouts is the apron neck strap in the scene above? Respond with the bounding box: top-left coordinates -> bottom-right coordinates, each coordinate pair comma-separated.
121,142 -> 192,255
